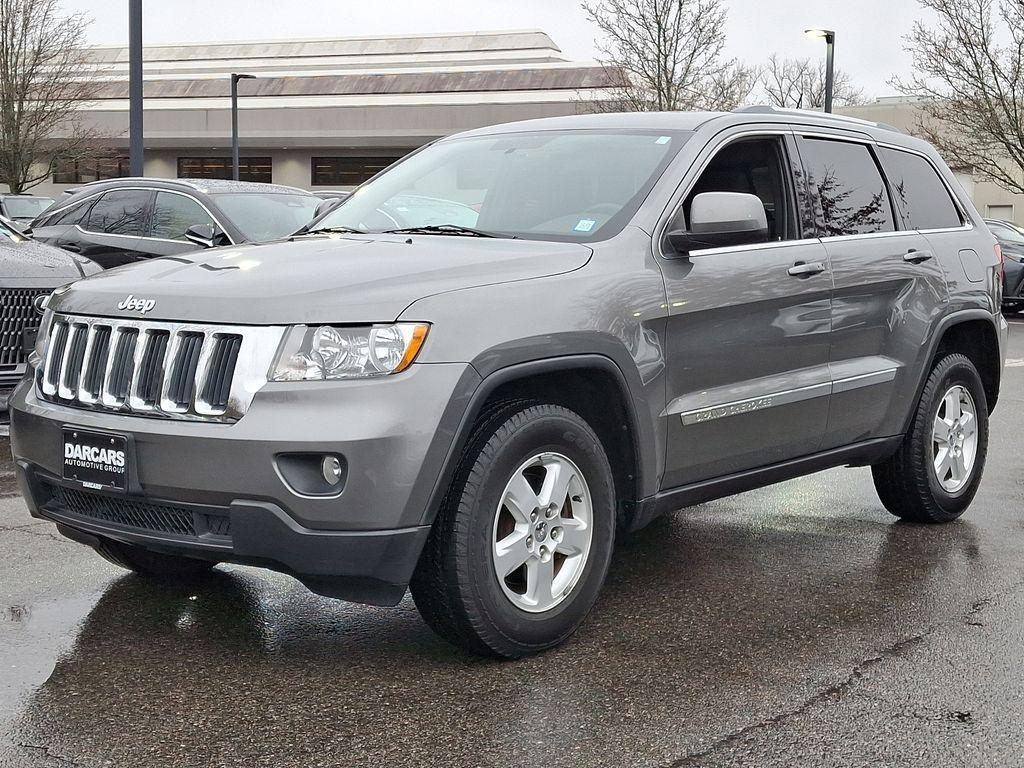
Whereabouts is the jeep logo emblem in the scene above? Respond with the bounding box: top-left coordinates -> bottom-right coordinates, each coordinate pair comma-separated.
117,295 -> 156,314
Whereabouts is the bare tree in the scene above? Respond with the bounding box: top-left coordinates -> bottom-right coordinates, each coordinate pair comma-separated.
759,54 -> 865,110
894,0 -> 1024,193
0,0 -> 98,193
581,0 -> 757,112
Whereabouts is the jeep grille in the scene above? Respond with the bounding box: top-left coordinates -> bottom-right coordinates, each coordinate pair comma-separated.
38,314 -> 285,421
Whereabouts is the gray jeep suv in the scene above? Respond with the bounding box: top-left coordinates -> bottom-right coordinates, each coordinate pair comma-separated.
9,107 -> 1007,657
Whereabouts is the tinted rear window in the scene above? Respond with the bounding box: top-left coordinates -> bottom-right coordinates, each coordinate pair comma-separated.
878,148 -> 962,230
799,138 -> 895,237
86,189 -> 150,236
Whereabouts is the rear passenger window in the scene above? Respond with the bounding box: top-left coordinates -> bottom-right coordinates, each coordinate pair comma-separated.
85,189 -> 150,236
799,138 -> 895,237
49,199 -> 93,227
878,148 -> 962,230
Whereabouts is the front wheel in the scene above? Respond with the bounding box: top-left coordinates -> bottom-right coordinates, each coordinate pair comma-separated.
411,403 -> 616,657
872,353 -> 989,523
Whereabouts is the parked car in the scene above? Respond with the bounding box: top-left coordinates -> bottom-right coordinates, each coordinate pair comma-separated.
9,108 -> 1006,657
29,178 -> 321,268
0,215 -> 99,420
0,193 -> 56,230
985,218 -> 1024,313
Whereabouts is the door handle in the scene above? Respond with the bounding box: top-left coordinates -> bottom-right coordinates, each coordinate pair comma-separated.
904,249 -> 934,263
788,261 -> 826,277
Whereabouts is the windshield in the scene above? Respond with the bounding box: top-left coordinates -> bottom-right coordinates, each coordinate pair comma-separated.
310,130 -> 689,241
0,217 -> 24,242
990,221 -> 1024,245
3,196 -> 54,220
212,193 -> 320,241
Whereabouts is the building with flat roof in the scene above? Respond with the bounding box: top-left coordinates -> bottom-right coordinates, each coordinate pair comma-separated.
27,30 -> 615,197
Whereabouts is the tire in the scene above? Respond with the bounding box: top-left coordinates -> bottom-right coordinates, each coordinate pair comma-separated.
94,538 -> 217,579
411,402 -> 616,658
872,353 -> 989,523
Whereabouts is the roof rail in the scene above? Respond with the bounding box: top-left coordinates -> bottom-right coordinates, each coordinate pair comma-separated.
75,176 -> 204,190
732,105 -> 902,134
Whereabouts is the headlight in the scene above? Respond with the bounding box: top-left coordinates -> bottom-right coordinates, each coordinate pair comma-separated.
270,323 -> 429,381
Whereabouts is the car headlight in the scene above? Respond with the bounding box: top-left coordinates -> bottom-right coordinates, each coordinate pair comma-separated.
270,323 -> 429,381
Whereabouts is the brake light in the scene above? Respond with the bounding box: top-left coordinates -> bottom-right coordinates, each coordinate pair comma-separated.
996,243 -> 1005,286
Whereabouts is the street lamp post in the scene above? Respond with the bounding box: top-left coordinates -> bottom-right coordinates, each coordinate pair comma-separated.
230,73 -> 256,181
128,0 -> 143,176
804,28 -> 836,113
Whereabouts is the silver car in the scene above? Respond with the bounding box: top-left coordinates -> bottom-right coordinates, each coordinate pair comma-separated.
9,107 -> 1006,656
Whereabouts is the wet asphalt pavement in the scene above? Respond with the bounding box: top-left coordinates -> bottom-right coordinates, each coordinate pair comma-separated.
3,329 -> 1024,767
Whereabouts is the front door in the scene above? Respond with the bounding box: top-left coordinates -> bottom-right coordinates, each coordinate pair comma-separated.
658,132 -> 832,489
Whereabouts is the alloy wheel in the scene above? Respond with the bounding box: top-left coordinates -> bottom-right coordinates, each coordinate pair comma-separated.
491,452 -> 593,613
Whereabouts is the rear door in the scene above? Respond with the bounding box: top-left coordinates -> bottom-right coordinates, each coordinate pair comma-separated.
795,132 -> 948,448
658,128 -> 833,488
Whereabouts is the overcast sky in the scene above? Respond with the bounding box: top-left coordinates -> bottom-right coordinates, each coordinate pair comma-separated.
62,0 -> 925,99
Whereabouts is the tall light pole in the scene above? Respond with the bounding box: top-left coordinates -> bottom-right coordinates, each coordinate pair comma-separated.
804,28 -> 836,113
128,0 -> 143,176
230,73 -> 255,181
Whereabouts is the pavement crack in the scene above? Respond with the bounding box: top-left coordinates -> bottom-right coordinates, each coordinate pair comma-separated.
16,741 -> 82,766
660,579 -> 1024,767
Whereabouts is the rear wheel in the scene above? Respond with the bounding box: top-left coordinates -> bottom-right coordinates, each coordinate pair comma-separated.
872,353 -> 989,523
411,402 -> 615,657
94,538 -> 217,579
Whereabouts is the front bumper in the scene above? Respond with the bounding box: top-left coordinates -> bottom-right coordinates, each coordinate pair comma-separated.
10,361 -> 481,604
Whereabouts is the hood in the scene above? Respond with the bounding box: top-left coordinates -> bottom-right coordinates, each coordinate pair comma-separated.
51,233 -> 593,324
0,236 -> 89,282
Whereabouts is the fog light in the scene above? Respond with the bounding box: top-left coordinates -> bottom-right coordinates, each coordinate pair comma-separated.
321,455 -> 344,485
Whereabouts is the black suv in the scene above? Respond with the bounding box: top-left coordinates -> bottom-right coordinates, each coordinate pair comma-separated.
29,178 -> 321,269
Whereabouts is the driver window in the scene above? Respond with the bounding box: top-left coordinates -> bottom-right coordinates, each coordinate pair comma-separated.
681,137 -> 795,242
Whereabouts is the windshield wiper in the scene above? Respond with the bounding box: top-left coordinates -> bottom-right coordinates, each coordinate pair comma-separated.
293,225 -> 366,237
383,224 -> 511,238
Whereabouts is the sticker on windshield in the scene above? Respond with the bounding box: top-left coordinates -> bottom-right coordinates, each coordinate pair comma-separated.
656,136 -> 671,144
574,219 -> 597,233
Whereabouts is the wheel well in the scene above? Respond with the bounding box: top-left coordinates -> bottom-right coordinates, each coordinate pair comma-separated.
481,367 -> 640,526
934,319 -> 1001,412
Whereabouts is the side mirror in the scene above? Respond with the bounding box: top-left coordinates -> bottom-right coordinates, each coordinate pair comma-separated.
667,192 -> 769,255
314,198 -> 343,219
184,223 -> 221,249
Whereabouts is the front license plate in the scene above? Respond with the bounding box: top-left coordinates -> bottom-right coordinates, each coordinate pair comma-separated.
63,428 -> 128,491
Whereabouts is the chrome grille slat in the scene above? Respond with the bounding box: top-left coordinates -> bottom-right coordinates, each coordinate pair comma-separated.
78,325 -> 111,404
57,323 -> 88,400
42,321 -> 70,396
36,313 -> 286,422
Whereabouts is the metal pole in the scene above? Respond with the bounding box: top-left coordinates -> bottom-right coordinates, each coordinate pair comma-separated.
230,74 -> 254,181
824,32 -> 835,114
128,0 -> 143,176
231,74 -> 240,181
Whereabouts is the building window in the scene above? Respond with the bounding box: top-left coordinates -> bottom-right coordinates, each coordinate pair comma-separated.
177,157 -> 272,183
311,155 -> 405,187
987,204 -> 1014,221
53,155 -> 130,184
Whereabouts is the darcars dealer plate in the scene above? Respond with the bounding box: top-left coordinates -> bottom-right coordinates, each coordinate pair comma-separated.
63,428 -> 128,491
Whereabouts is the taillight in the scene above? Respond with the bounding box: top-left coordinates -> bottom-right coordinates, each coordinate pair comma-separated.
996,243 -> 1005,286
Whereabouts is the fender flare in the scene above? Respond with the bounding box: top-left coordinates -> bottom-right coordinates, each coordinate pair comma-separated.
901,308 -> 1002,434
417,353 -> 659,528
